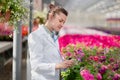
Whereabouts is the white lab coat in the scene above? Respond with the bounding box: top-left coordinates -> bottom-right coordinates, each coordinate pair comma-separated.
28,25 -> 62,80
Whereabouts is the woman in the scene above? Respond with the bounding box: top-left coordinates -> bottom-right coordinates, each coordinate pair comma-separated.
28,4 -> 74,80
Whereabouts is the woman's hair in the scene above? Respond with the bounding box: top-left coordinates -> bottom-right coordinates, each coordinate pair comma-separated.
46,4 -> 68,20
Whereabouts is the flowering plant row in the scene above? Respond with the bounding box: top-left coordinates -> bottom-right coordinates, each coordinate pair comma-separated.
61,43 -> 120,80
59,34 -> 120,80
59,34 -> 120,49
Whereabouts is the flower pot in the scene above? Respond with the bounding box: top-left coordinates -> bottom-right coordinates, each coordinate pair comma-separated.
5,10 -> 11,22
0,12 -> 2,17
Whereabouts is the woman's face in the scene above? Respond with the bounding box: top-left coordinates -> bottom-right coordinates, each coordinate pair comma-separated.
50,12 -> 67,32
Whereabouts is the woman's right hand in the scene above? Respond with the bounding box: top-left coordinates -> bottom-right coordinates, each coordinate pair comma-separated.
55,59 -> 75,70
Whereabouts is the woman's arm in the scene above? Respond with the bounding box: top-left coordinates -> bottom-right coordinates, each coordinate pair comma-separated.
55,60 -> 74,70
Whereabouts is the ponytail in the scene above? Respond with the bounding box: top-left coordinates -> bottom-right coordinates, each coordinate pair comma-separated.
46,4 -> 68,20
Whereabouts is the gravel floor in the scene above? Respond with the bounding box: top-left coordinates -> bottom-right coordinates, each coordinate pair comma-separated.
0,54 -> 26,80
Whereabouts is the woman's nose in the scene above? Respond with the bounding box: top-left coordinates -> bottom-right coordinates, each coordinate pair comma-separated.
61,22 -> 64,25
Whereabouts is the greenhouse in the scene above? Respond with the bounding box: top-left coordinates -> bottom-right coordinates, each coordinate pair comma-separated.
0,0 -> 120,80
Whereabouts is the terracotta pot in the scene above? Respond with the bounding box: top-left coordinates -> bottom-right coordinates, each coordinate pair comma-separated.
5,10 -> 11,22
0,12 -> 2,17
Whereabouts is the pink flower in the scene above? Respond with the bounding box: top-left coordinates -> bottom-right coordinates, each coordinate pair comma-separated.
109,58 -> 115,62
99,56 -> 106,62
80,69 -> 94,80
98,65 -> 108,75
93,56 -> 99,62
96,73 -> 102,80
112,74 -> 120,80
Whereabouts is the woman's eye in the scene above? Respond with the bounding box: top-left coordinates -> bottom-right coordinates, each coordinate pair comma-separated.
59,20 -> 62,22
59,20 -> 63,22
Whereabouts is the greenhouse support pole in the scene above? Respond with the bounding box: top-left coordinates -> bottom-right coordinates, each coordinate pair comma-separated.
29,0 -> 33,33
12,21 -> 22,80
27,0 -> 33,80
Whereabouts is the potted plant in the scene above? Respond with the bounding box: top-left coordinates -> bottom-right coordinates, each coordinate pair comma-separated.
0,0 -> 27,25
0,0 -> 28,41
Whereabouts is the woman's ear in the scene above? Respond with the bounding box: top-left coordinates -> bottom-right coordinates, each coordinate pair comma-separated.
48,12 -> 53,20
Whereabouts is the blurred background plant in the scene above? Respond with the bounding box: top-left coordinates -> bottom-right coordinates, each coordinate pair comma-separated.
0,0 -> 29,41
33,11 -> 46,23
0,0 -> 47,41
0,0 -> 27,25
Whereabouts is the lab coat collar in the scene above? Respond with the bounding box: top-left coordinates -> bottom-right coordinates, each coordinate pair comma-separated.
40,25 -> 58,47
47,34 -> 58,47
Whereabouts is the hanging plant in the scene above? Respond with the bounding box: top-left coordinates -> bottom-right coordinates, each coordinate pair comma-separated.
0,0 -> 28,25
